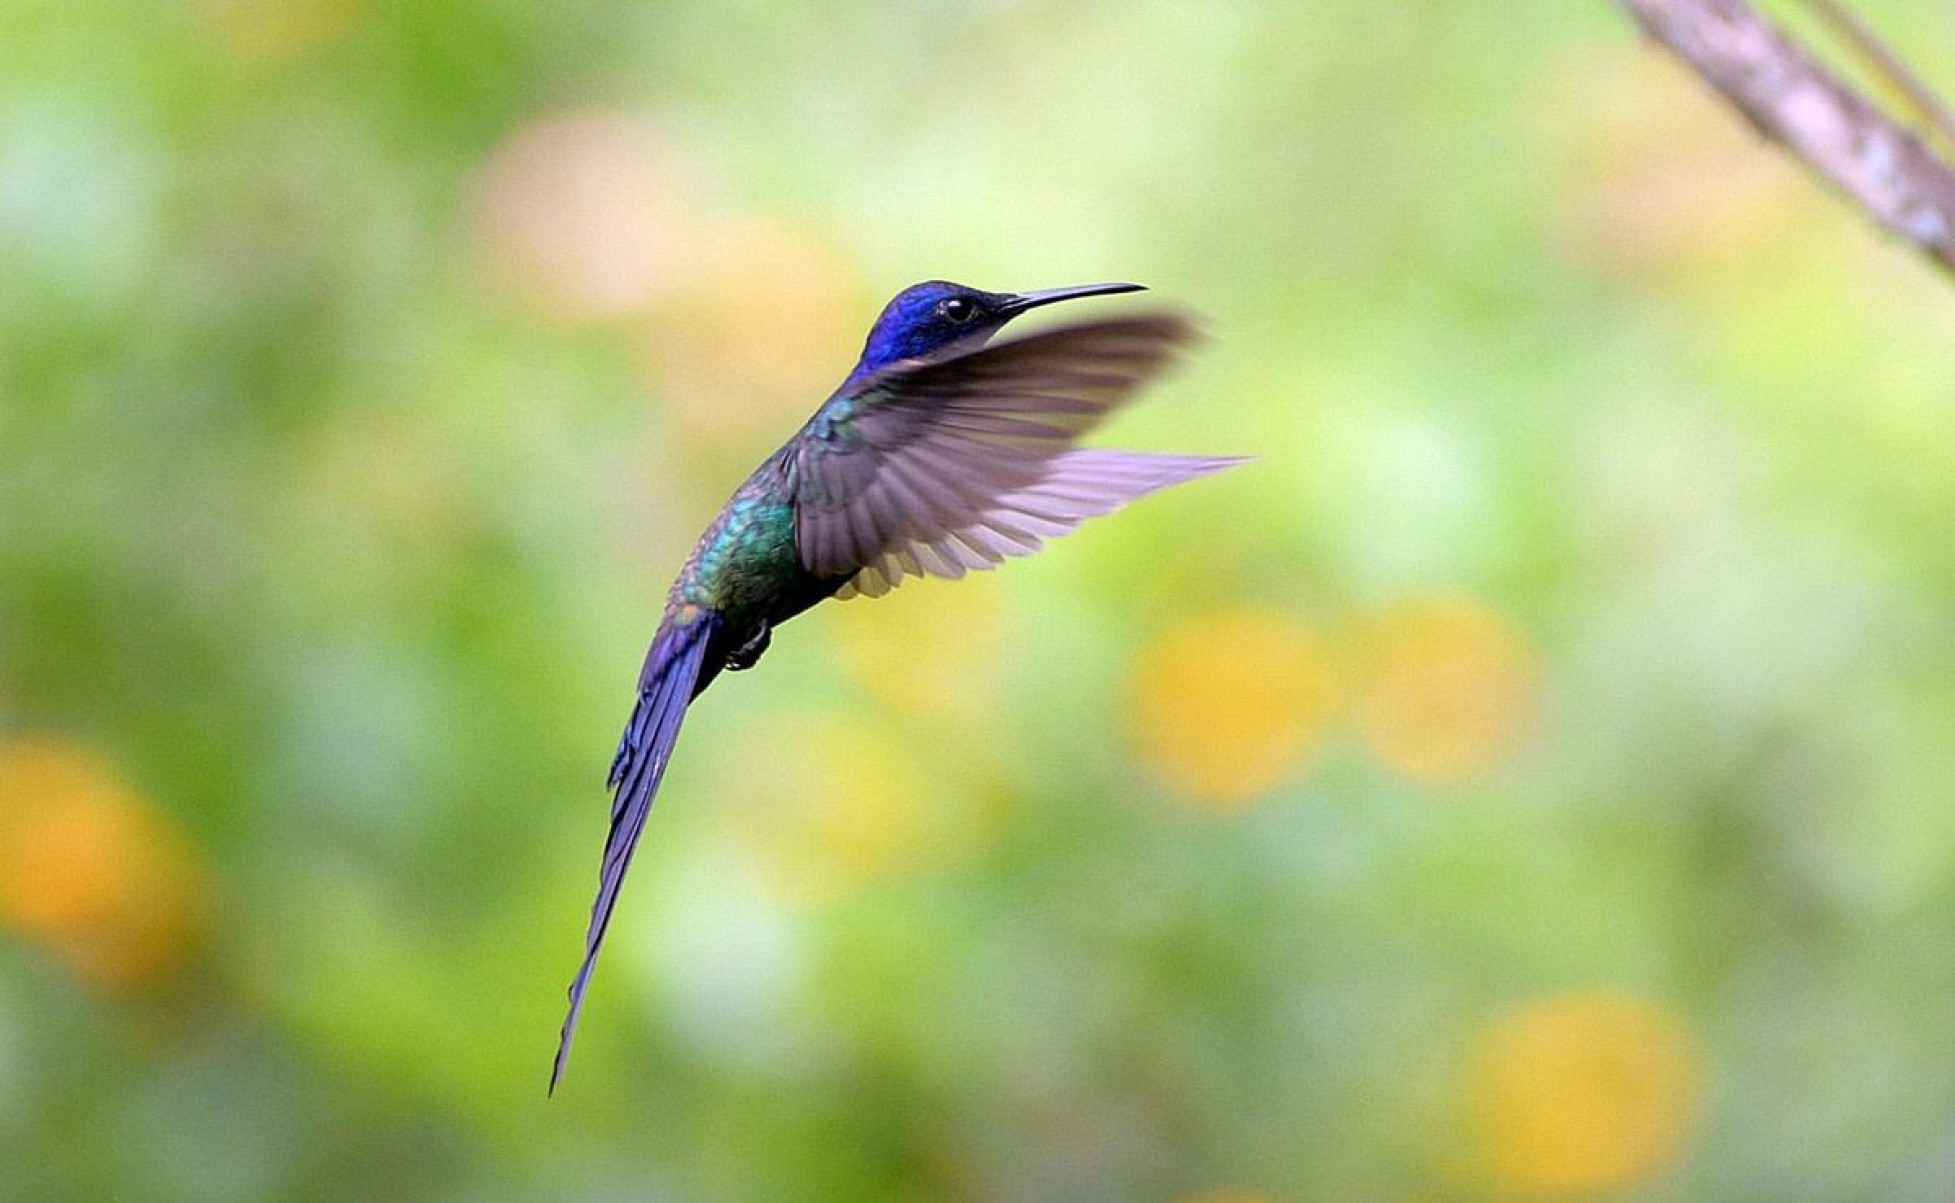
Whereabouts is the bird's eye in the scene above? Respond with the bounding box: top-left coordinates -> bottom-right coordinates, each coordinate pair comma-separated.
939,297 -> 978,323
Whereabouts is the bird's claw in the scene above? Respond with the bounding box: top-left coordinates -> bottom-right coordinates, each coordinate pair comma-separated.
726,622 -> 771,671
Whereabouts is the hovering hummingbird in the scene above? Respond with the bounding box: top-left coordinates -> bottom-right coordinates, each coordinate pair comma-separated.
552,279 -> 1245,1090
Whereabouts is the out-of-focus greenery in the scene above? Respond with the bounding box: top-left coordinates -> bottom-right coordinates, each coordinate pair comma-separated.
4,1 -> 1955,1198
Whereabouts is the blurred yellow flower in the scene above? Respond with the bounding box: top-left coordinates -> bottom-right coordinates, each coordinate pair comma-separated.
0,738 -> 206,987
1543,49 -> 1803,277
1128,607 -> 1341,809
639,217 -> 862,457
473,111 -> 702,322
829,573 -> 1006,726
1359,596 -> 1537,786
1468,990 -> 1699,1197
194,0 -> 363,63
721,713 -> 991,905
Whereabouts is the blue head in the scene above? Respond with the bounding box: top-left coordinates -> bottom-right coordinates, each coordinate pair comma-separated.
851,280 -> 1145,378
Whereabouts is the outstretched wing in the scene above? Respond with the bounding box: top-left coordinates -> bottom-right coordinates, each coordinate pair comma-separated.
838,448 -> 1245,597
790,314 -> 1238,593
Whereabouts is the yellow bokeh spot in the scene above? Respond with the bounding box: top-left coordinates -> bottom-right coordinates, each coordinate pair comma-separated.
720,714 -> 991,906
193,0 -> 363,63
0,738 -> 206,986
640,218 -> 861,456
1359,596 -> 1537,786
1541,49 -> 1803,277
473,111 -> 702,322
1128,607 -> 1341,809
1469,990 -> 1699,1197
828,573 -> 1005,725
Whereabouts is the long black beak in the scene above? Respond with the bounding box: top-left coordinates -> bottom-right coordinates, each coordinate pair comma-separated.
1000,282 -> 1146,315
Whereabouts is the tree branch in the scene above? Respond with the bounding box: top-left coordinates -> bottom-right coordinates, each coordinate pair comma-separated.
1802,0 -> 1955,152
1617,0 -> 1955,275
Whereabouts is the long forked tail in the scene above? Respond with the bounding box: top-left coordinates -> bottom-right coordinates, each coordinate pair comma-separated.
552,610 -> 720,1093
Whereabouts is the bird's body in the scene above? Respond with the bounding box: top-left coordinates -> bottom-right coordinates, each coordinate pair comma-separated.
665,462 -> 819,677
553,280 -> 1245,1090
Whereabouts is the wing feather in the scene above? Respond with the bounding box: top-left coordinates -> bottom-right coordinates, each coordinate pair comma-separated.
793,314 -> 1223,586
865,450 -> 1247,593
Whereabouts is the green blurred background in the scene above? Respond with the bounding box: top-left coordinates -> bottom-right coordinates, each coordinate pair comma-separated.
5,1 -> 1955,1198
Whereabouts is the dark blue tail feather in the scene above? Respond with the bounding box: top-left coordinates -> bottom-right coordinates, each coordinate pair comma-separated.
552,611 -> 720,1093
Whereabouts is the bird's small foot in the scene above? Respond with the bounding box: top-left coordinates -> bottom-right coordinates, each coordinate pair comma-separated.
726,623 -> 771,671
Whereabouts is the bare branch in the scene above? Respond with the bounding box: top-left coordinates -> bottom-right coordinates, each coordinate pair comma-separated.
1801,0 -> 1955,151
1618,0 -> 1955,275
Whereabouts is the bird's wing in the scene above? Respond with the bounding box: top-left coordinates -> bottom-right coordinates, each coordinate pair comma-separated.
790,314 -> 1235,594
553,609 -> 718,1093
837,448 -> 1246,598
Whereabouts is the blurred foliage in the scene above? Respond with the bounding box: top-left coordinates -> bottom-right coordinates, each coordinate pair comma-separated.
4,1 -> 1955,1199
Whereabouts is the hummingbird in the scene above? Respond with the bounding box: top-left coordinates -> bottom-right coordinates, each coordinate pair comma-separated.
552,279 -> 1245,1090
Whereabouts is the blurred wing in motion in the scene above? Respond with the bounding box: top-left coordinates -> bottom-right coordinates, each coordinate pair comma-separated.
840,448 -> 1245,598
790,314 -> 1245,595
